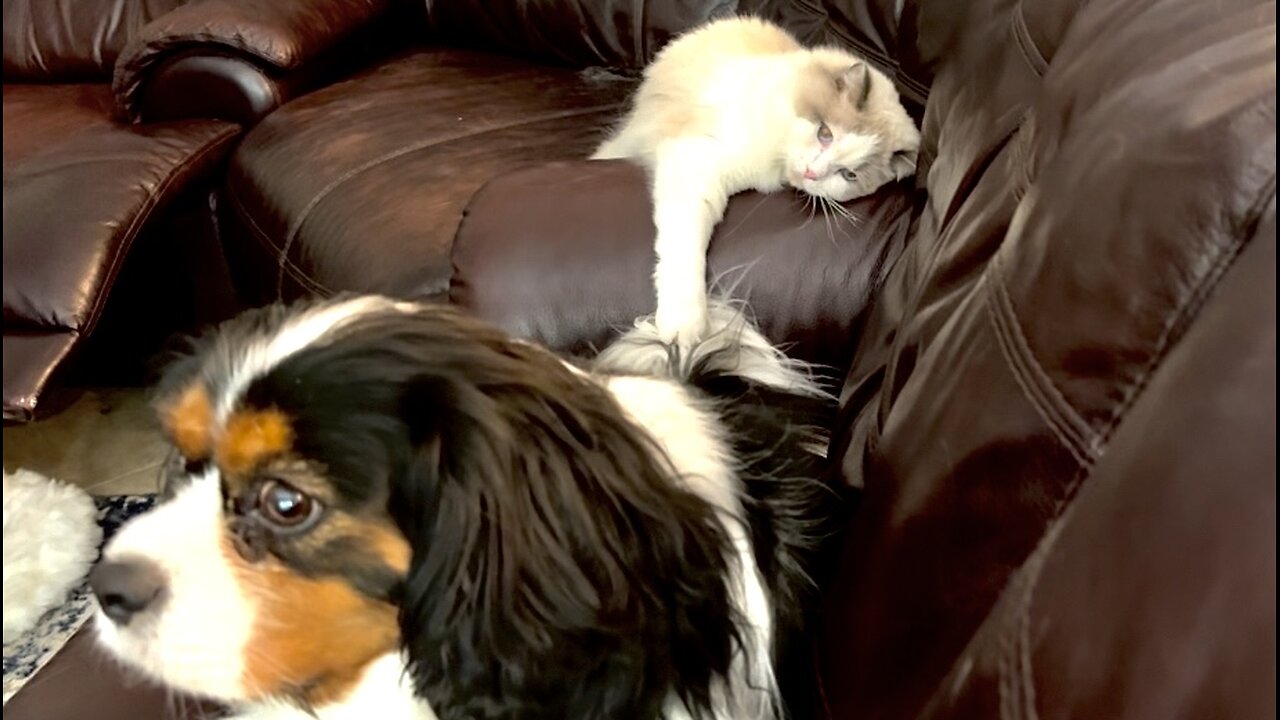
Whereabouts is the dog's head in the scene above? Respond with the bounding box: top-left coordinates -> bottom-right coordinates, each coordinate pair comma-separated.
91,296 -> 737,718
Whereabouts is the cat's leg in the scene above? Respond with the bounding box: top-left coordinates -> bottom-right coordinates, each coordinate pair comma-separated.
650,136 -> 731,347
592,122 -> 644,159
592,134 -> 628,159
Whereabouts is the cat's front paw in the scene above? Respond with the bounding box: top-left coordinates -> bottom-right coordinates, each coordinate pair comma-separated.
655,305 -> 709,350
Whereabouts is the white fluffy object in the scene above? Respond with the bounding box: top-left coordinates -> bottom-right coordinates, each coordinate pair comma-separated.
3,469 -> 103,643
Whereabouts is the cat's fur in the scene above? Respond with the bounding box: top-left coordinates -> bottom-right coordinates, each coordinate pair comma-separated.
594,17 -> 921,346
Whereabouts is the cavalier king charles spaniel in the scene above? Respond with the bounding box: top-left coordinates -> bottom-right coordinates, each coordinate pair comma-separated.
88,296 -> 839,720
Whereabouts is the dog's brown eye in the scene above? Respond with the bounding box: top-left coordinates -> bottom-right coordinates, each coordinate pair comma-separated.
257,479 -> 318,528
817,122 -> 833,145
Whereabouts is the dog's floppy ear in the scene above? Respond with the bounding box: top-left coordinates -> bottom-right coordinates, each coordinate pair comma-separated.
389,357 -> 740,720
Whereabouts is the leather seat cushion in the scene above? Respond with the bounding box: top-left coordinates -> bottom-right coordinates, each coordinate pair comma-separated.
2,83 -> 239,420
2,332 -> 77,422
452,159 -> 918,374
3,84 -> 240,331
224,48 -> 636,302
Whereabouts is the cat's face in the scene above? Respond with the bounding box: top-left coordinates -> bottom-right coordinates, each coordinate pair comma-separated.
784,118 -> 909,201
787,57 -> 921,202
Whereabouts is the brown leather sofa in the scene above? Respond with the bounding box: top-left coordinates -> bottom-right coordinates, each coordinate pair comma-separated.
2,0 -> 240,422
1,0 -> 398,422
6,0 -> 1274,718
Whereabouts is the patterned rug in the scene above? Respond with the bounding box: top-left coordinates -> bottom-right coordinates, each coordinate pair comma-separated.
2,494 -> 156,703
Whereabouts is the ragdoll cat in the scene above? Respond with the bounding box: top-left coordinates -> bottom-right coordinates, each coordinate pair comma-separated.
594,16 -> 921,346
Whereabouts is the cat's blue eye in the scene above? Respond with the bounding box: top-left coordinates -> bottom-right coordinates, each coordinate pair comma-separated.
817,123 -> 833,145
840,168 -> 858,181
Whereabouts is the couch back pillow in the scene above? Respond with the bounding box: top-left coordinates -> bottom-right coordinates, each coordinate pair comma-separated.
4,0 -> 186,82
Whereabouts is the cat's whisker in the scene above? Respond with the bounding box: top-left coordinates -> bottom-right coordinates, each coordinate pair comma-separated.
796,192 -> 819,230
819,197 -> 837,246
804,193 -> 819,221
825,198 -> 862,239
831,201 -> 860,227
824,197 -> 858,245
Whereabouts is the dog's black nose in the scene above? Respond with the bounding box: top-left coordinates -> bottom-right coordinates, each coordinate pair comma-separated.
89,559 -> 165,625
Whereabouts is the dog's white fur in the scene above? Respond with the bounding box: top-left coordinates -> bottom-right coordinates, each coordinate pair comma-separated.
95,297 -> 820,719
95,470 -> 253,699
3,469 -> 103,644
597,300 -> 830,399
228,653 -> 430,720
215,295 -> 402,422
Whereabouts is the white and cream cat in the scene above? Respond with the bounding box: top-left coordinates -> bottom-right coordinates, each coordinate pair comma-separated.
594,16 -> 921,346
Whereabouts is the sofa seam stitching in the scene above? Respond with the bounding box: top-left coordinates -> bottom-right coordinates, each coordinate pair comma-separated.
1093,172 -> 1275,449
77,126 -> 242,337
1010,2 -> 1048,77
984,264 -> 1099,466
990,253 -> 1096,455
224,179 -> 335,297
1006,174 -> 1273,720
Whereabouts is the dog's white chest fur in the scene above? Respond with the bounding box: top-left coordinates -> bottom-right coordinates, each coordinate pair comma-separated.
229,654 -> 431,720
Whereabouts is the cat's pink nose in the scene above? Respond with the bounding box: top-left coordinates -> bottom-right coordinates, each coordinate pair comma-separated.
803,168 -> 818,180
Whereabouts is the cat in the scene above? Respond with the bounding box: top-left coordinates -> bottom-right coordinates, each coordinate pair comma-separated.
593,16 -> 921,346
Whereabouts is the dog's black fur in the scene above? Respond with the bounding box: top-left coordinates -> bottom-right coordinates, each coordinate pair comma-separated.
156,298 -> 841,720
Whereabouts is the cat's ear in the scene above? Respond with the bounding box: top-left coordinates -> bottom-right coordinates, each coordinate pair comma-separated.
890,148 -> 918,181
836,63 -> 874,111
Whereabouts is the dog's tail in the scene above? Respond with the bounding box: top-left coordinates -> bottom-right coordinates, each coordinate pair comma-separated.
593,300 -> 831,399
594,300 -> 842,629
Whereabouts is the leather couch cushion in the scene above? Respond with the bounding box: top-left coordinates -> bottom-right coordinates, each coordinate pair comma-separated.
424,0 -> 921,102
424,0 -> 724,68
1,85 -> 116,167
817,0 -> 1276,717
423,0 -> 910,74
2,332 -> 78,422
453,159 -> 916,374
2,0 -> 185,82
763,0 -> 922,103
919,215 -> 1276,720
3,83 -> 239,419
3,85 -> 239,330
224,48 -> 634,303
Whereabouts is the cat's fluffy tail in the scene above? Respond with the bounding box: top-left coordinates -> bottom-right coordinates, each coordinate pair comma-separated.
594,299 -> 831,399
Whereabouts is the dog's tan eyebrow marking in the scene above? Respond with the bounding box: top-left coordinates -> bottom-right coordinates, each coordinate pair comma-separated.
217,408 -> 294,476
161,383 -> 214,460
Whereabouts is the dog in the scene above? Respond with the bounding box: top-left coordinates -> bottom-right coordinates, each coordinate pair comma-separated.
88,296 -> 839,720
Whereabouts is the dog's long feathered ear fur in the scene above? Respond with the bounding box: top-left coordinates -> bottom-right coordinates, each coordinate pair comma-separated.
387,327 -> 741,720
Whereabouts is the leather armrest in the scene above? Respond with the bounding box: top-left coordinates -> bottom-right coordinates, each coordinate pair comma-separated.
112,0 -> 399,123
450,159 -> 917,375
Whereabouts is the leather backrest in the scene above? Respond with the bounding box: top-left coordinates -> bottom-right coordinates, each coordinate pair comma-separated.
919,213 -> 1276,720
3,0 -> 185,81
818,0 -> 1276,716
421,0 -> 910,74
422,0 -> 729,69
